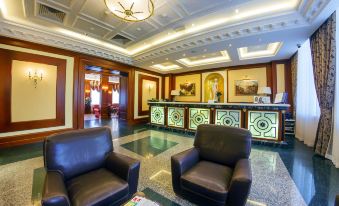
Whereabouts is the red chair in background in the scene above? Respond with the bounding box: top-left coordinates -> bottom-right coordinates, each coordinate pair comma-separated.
92,105 -> 100,118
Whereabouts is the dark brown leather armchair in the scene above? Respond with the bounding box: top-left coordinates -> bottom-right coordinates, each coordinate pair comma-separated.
41,127 -> 140,206
171,124 -> 252,206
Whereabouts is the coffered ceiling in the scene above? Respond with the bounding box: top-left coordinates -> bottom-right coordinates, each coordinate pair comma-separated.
0,0 -> 337,73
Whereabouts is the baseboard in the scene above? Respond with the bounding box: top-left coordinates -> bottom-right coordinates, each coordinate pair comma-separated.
0,128 -> 74,148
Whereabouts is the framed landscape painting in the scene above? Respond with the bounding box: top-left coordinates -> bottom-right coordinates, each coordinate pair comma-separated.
235,79 -> 258,96
179,83 -> 196,96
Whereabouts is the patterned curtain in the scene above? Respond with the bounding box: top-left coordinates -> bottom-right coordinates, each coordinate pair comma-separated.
290,53 -> 298,118
310,12 -> 336,156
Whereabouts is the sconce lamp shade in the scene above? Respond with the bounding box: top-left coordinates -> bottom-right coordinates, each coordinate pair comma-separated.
171,90 -> 180,96
257,87 -> 272,95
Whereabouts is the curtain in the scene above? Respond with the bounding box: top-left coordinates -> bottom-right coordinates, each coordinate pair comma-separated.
295,39 -> 321,147
290,53 -> 298,118
331,11 -> 339,167
310,12 -> 336,156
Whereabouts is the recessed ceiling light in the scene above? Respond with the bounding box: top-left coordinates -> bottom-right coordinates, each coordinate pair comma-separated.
136,28 -> 142,31
258,38 -> 262,42
235,9 -> 239,13
191,23 -> 195,27
166,58 -> 169,60
151,61 -> 154,64
183,53 -> 186,57
161,13 -> 168,18
203,48 -> 207,52
229,44 -> 232,47
104,10 -> 111,15
202,55 -> 206,58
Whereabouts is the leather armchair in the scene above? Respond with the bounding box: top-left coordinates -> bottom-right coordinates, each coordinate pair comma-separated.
335,195 -> 339,206
171,124 -> 252,206
41,127 -> 140,206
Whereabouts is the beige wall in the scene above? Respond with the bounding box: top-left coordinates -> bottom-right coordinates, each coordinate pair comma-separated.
227,67 -> 267,102
175,74 -> 201,102
11,60 -> 57,122
134,71 -> 162,119
141,79 -> 157,111
276,64 -> 286,93
165,76 -> 169,99
0,44 -> 74,138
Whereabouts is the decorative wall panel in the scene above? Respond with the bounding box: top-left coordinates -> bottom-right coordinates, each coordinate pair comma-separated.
150,106 -> 164,125
167,107 -> 185,128
189,108 -> 210,130
215,109 -> 241,127
248,111 -> 279,140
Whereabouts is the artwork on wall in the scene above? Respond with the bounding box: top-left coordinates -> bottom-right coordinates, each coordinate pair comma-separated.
235,79 -> 258,96
204,73 -> 224,103
179,82 -> 196,96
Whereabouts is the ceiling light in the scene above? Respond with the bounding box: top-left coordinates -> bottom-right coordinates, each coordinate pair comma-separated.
151,63 -> 181,71
229,44 -> 232,47
203,49 -> 207,52
235,9 -> 239,13
177,50 -> 231,67
166,58 -> 169,60
202,55 -> 206,58
182,53 -> 186,57
104,0 -> 154,22
237,42 -> 282,60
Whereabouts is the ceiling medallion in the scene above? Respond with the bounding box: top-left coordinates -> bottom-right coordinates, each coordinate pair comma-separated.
105,0 -> 154,22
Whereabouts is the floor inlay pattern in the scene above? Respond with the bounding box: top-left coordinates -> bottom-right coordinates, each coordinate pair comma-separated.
0,130 -> 307,206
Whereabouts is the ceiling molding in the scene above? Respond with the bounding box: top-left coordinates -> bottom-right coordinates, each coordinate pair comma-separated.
0,20 -> 133,65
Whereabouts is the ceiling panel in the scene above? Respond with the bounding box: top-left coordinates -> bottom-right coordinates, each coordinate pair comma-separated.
48,0 -> 73,7
151,3 -> 183,26
73,17 -> 111,37
177,0 -> 225,15
121,21 -> 158,39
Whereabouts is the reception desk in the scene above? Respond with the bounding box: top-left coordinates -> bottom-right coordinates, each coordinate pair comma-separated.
148,102 -> 290,142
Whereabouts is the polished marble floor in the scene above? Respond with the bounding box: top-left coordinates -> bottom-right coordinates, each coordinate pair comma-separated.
0,121 -> 339,206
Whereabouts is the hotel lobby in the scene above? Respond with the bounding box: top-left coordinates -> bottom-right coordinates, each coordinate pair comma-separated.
1,0 -> 339,206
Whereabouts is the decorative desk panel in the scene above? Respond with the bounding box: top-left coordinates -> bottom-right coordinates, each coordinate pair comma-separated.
167,107 -> 185,128
247,111 -> 279,140
188,108 -> 210,130
148,102 -> 290,142
215,109 -> 241,127
150,106 -> 164,125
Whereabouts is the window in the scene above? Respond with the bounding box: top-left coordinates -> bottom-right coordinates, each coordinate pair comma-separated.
112,90 -> 119,104
91,89 -> 101,105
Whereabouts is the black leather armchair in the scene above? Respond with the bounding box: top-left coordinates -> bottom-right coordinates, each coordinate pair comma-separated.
41,127 -> 140,206
171,124 -> 252,206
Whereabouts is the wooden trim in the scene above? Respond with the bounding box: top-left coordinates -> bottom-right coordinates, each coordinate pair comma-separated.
138,74 -> 159,116
284,60 -> 293,113
0,49 -> 66,132
0,128 -> 73,148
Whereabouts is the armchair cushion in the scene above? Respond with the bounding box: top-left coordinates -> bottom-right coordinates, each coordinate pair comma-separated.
41,171 -> 70,206
66,168 -> 129,206
181,161 -> 233,203
105,152 -> 140,195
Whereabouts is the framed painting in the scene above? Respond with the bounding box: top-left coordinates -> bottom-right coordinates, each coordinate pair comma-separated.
235,80 -> 258,96
179,82 -> 196,96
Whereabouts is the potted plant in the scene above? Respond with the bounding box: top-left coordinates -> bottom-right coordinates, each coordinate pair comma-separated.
216,91 -> 222,103
85,97 -> 91,114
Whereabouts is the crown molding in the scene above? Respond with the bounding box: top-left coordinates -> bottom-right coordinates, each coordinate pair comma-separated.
0,20 -> 134,65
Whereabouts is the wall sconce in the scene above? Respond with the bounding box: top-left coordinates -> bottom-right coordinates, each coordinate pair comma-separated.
102,85 -> 108,91
85,89 -> 91,93
148,83 -> 154,94
28,69 -> 43,88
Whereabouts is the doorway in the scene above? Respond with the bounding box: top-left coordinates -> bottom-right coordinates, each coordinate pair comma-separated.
82,65 -> 128,129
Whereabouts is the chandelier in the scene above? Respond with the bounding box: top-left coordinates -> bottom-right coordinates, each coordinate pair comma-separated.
105,0 -> 154,22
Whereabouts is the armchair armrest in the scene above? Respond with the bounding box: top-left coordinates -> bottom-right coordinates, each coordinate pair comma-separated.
41,171 -> 70,206
227,159 -> 252,206
105,152 -> 140,195
171,148 -> 199,194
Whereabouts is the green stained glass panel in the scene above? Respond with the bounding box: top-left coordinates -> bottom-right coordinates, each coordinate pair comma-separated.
189,108 -> 210,130
248,110 -> 279,140
167,107 -> 185,128
215,109 -> 241,127
150,106 -> 165,125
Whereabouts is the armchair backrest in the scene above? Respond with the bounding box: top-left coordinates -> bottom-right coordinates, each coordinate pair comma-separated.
194,124 -> 251,167
44,127 -> 113,180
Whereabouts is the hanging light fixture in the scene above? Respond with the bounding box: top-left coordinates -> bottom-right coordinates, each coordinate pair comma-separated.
105,0 -> 154,22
